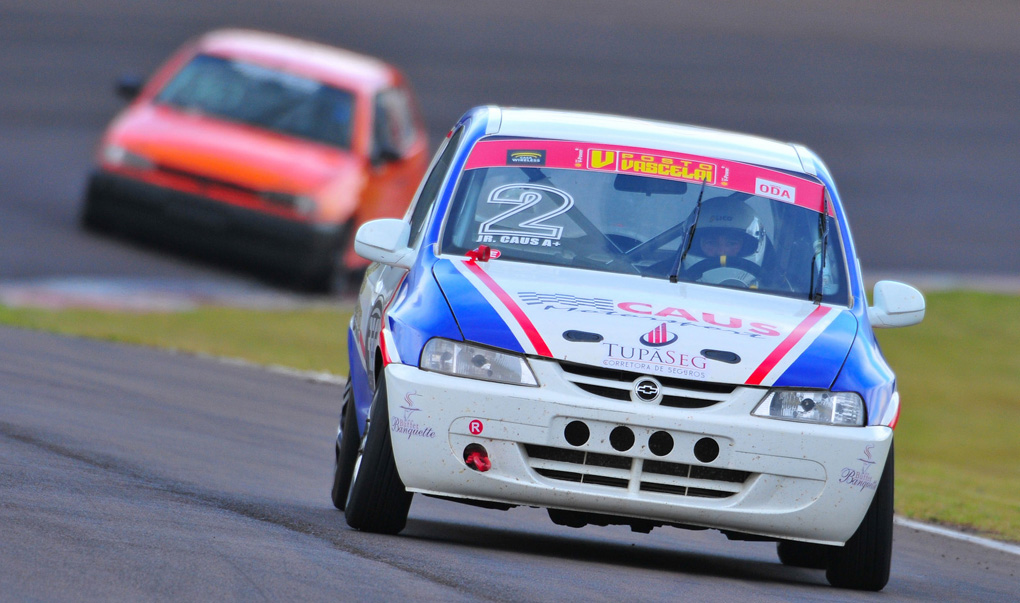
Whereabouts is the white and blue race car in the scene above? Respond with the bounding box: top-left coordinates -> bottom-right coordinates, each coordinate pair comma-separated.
331,106 -> 924,591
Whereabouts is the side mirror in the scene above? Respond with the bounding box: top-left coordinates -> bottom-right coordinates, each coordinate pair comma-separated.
115,75 -> 144,101
867,280 -> 925,328
354,218 -> 413,268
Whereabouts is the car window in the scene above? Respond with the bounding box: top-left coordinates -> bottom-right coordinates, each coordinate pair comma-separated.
372,87 -> 417,160
406,127 -> 464,247
155,53 -> 355,149
441,139 -> 848,304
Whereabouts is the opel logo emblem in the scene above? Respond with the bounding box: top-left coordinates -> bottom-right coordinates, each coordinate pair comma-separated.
632,377 -> 662,404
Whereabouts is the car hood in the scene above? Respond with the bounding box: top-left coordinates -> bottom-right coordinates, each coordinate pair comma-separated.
107,104 -> 361,192
432,258 -> 859,388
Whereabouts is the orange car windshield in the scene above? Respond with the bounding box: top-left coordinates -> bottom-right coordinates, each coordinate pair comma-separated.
155,53 -> 355,150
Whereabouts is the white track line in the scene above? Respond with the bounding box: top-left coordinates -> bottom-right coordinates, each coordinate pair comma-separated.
895,516 -> 1020,556
186,350 -> 348,386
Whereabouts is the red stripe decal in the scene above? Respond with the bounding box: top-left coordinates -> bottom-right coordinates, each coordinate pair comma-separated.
378,273 -> 407,366
745,305 -> 832,385
888,404 -> 901,430
462,260 -> 553,357
379,329 -> 392,366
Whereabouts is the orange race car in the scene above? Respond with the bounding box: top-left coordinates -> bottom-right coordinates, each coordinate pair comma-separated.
81,29 -> 429,292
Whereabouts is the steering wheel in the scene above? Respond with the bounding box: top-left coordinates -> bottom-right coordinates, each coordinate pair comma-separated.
621,223 -> 688,262
683,256 -> 762,284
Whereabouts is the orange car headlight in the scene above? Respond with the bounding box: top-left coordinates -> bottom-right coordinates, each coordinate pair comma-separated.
102,144 -> 154,171
259,191 -> 317,216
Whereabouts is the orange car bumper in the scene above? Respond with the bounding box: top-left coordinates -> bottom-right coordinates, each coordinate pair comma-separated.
83,170 -> 352,283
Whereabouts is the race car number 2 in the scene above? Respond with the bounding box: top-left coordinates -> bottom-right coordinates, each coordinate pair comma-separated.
476,184 -> 574,247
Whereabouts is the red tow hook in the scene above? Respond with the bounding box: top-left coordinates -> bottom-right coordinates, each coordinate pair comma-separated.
464,444 -> 492,472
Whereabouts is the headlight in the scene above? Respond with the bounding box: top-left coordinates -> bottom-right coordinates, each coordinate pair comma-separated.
102,144 -> 154,170
752,390 -> 865,426
420,338 -> 538,386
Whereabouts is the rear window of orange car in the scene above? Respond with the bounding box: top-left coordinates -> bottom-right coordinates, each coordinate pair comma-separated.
155,53 -> 356,150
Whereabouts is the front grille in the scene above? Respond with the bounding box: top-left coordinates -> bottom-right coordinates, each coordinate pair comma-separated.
524,444 -> 749,499
558,361 -> 734,408
574,382 -> 631,401
659,395 -> 718,409
155,164 -> 259,196
153,165 -> 303,212
559,362 -> 736,394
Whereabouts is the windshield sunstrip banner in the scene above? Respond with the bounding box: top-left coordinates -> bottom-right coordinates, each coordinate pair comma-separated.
465,139 -> 831,216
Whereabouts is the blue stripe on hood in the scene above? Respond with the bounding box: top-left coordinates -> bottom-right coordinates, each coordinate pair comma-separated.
432,259 -> 526,354
773,309 -> 858,389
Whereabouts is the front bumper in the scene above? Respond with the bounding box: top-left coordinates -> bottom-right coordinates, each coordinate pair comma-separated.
383,360 -> 891,545
83,170 -> 345,277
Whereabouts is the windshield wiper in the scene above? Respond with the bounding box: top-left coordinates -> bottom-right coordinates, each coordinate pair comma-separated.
810,193 -> 830,303
668,178 -> 708,283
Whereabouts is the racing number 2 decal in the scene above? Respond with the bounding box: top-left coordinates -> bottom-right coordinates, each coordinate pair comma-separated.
477,184 -> 574,245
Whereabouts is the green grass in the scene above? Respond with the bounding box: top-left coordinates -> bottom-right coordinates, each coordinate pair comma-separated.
0,291 -> 1017,543
875,291 -> 1020,543
0,305 -> 351,374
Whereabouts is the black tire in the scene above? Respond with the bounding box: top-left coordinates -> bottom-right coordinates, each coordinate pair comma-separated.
777,540 -> 831,569
79,178 -> 108,233
344,374 -> 413,534
330,379 -> 359,511
826,442 -> 894,591
298,220 -> 355,294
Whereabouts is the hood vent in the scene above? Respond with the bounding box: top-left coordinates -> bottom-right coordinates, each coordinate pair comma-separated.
562,330 -> 604,343
701,349 -> 741,364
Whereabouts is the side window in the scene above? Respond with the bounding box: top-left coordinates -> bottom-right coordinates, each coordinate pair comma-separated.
407,127 -> 465,246
372,87 -> 417,160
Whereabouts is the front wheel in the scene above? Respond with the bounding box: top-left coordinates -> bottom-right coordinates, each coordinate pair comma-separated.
826,442 -> 894,591
344,374 -> 413,534
776,541 -> 830,569
298,220 -> 356,294
79,176 -> 110,233
330,379 -> 359,510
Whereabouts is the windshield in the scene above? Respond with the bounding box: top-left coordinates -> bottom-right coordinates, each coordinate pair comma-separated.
441,139 -> 848,305
155,54 -> 355,150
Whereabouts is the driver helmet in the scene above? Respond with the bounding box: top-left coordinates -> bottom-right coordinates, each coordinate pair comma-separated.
682,194 -> 766,287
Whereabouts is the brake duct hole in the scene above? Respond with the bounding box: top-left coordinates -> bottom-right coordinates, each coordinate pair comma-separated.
610,426 -> 635,452
648,431 -> 674,456
693,437 -> 719,463
564,421 -> 590,446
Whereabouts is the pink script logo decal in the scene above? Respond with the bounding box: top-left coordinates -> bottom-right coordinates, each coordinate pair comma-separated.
392,391 -> 435,439
839,444 -> 879,491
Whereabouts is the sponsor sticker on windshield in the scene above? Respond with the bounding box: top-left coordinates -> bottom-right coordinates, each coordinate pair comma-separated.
473,183 -> 572,248
755,178 -> 796,203
507,149 -> 546,166
604,151 -> 716,184
466,139 -> 831,215
588,149 -> 617,170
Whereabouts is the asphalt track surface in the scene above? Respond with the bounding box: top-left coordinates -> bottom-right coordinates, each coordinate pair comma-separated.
2,1 -> 1019,601
2,326 -> 1017,601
